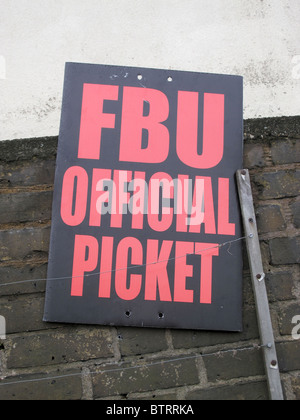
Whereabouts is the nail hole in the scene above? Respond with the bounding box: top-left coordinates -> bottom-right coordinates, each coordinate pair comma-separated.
125,310 -> 132,318
158,312 -> 164,319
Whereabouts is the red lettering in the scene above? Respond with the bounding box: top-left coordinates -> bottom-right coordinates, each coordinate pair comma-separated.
77,85 -> 226,169
99,236 -> 114,298
78,84 -> 119,159
130,171 -> 146,230
177,92 -> 225,169
189,177 -> 216,235
174,242 -> 194,303
148,172 -> 174,232
175,175 -> 189,233
145,240 -> 173,301
61,166 -> 88,226
71,235 -> 98,297
195,243 -> 219,304
90,168 -> 112,226
110,170 -> 132,228
119,87 -> 170,163
218,178 -> 236,236
70,235 -> 221,304
115,237 -> 143,301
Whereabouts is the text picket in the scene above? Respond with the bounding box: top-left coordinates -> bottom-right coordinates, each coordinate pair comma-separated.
71,235 -> 219,305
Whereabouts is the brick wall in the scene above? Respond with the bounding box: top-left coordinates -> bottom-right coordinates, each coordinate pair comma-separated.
0,116 -> 299,400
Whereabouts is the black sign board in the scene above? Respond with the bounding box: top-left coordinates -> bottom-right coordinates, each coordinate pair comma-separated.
44,63 -> 243,331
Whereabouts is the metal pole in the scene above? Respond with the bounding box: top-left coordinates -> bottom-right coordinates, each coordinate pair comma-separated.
236,169 -> 284,401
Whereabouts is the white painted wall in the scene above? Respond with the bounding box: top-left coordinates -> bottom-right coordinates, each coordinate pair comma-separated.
0,0 -> 299,141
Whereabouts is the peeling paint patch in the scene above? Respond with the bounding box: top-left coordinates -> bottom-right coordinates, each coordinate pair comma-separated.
236,59 -> 287,87
2,97 -> 60,125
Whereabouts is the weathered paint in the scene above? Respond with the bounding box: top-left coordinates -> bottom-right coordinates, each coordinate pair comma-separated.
0,0 -> 299,141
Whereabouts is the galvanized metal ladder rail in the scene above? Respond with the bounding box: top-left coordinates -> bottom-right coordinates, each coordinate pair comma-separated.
236,169 -> 284,401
